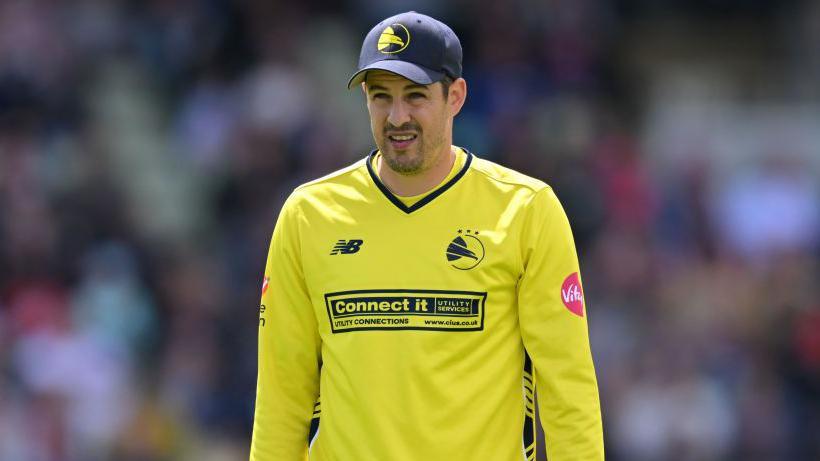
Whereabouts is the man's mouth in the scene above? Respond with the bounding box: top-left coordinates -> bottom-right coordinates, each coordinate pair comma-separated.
387,133 -> 418,150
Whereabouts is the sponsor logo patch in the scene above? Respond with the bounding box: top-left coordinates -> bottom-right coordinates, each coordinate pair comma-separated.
325,289 -> 486,333
561,272 -> 585,317
330,239 -> 364,255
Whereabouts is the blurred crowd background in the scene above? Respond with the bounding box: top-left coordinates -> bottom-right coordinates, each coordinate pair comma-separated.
1,0 -> 819,460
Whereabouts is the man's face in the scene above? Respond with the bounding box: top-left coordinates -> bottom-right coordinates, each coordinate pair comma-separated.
363,71 -> 452,176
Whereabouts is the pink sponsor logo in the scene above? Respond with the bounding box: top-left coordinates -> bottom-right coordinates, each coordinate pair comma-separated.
561,272 -> 584,317
261,276 -> 269,296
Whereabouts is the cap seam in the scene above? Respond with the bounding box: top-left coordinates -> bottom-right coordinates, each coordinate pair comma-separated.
435,20 -> 446,76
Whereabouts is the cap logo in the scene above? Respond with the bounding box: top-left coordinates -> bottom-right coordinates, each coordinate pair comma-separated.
377,23 -> 410,54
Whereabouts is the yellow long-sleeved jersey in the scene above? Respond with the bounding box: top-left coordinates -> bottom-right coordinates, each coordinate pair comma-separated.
250,147 -> 603,461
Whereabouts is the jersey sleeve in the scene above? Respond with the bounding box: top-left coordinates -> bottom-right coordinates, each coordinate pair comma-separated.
250,194 -> 321,461
517,187 -> 604,460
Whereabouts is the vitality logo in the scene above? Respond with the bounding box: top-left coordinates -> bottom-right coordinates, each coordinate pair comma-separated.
446,229 -> 485,270
330,239 -> 364,255
561,272 -> 585,317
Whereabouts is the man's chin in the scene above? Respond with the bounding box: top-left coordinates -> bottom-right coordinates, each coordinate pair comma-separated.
381,152 -> 424,175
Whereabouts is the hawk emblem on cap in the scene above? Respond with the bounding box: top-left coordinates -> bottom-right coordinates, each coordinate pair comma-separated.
377,23 -> 410,54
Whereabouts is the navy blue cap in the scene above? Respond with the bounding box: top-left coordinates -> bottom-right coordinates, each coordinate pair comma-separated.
347,11 -> 462,89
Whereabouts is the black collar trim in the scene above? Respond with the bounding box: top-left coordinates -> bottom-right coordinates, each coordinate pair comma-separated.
365,148 -> 473,214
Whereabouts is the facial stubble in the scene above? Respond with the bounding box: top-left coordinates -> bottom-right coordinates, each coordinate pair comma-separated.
379,131 -> 426,174
377,120 -> 448,176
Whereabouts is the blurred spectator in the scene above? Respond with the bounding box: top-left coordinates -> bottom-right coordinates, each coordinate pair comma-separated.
712,153 -> 820,264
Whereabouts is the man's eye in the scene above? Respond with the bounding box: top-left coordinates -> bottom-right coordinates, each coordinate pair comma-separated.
372,93 -> 389,100
408,92 -> 426,99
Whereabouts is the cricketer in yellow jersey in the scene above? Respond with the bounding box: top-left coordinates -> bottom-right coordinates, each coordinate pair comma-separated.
249,11 -> 604,461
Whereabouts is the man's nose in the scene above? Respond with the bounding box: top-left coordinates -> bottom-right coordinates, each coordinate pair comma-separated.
387,100 -> 411,127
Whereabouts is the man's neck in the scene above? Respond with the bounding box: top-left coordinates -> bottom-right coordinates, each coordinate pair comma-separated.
378,146 -> 456,197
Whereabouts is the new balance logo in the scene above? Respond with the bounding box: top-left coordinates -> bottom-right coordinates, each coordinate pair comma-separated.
330,239 -> 364,255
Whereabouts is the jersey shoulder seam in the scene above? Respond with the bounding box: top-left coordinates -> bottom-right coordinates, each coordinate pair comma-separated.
293,157 -> 369,193
468,157 -> 552,193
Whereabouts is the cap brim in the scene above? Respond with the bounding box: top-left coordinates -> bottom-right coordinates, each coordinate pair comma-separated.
347,60 -> 445,89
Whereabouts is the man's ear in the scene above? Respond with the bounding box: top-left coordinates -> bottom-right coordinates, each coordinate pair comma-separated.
448,78 -> 467,117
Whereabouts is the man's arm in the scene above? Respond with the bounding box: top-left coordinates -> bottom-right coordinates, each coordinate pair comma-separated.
517,187 -> 604,460
250,195 -> 321,461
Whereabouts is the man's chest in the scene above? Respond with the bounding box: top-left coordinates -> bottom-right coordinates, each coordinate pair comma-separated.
299,209 -> 523,335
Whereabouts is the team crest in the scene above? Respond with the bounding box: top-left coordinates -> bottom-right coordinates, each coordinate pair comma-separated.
377,23 -> 410,54
446,229 -> 485,270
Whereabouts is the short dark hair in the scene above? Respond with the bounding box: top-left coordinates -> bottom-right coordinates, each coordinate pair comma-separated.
440,75 -> 454,99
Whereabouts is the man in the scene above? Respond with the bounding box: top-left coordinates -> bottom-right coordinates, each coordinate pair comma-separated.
249,11 -> 603,461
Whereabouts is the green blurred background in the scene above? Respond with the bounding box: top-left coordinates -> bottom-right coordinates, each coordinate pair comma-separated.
1,0 -> 819,460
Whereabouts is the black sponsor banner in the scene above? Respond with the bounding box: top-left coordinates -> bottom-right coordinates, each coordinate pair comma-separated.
324,289 -> 486,333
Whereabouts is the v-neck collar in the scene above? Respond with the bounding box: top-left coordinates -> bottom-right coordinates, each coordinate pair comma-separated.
365,148 -> 473,214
